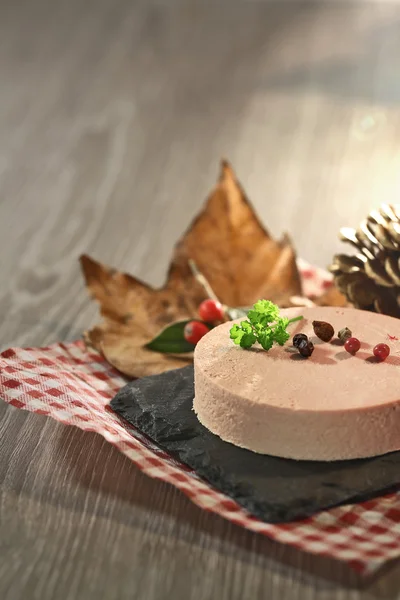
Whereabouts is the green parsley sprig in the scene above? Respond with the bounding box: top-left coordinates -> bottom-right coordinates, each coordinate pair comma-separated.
229,300 -> 303,351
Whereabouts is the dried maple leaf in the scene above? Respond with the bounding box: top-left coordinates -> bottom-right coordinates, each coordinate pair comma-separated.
314,286 -> 349,308
179,161 -> 302,307
80,252 -> 206,377
81,161 -> 303,378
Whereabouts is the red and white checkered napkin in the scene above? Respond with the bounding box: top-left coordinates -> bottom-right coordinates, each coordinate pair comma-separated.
0,264 -> 399,576
1,343 -> 399,576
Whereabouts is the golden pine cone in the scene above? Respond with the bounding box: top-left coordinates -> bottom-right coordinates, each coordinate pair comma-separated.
330,204 -> 400,318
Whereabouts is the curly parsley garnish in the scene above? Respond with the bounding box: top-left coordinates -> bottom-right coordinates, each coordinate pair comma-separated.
229,300 -> 303,351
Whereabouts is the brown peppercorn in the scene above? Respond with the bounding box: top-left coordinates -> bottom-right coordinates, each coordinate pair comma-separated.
312,320 -> 334,342
338,327 -> 352,344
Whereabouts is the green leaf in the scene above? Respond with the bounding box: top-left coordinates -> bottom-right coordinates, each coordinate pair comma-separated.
257,329 -> 274,351
230,327 -> 244,345
272,317 -> 291,346
273,328 -> 290,346
230,321 -> 257,348
247,308 -> 261,327
229,298 -> 304,353
230,324 -> 243,344
247,300 -> 279,329
240,332 -> 257,348
253,299 -> 279,320
145,321 -> 198,353
240,320 -> 253,333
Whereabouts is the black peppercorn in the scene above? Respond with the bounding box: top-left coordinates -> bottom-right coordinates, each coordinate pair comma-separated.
293,333 -> 308,348
298,339 -> 314,358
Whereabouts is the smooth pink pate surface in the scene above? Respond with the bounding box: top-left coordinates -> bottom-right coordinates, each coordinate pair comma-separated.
193,306 -> 400,461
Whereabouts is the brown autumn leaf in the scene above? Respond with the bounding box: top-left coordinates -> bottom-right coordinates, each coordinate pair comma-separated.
314,286 -> 349,308
180,161 -> 302,307
81,161 -> 303,378
80,252 -> 206,377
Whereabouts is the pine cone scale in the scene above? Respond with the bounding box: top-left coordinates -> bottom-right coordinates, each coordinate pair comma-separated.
385,256 -> 400,286
330,205 -> 400,318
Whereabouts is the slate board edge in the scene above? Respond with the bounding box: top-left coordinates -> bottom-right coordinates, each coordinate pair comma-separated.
110,393 -> 400,525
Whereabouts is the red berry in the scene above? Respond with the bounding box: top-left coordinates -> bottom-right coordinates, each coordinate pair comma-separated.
344,337 -> 361,354
198,299 -> 224,322
184,321 -> 210,345
373,343 -> 390,361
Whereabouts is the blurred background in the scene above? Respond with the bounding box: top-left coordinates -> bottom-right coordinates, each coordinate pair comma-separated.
1,0 -> 400,347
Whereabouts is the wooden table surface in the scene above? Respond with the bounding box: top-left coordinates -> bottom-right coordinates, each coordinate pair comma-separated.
1,1 -> 400,598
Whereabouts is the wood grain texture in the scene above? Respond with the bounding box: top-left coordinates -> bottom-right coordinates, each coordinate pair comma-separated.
1,0 -> 400,598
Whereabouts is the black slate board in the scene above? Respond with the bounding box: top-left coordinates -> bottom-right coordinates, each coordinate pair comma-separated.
111,365 -> 400,523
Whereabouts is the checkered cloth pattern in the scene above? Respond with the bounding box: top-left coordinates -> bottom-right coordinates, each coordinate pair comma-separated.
0,263 -> 399,576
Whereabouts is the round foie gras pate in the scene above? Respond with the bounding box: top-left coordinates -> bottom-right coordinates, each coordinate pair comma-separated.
193,306 -> 400,461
